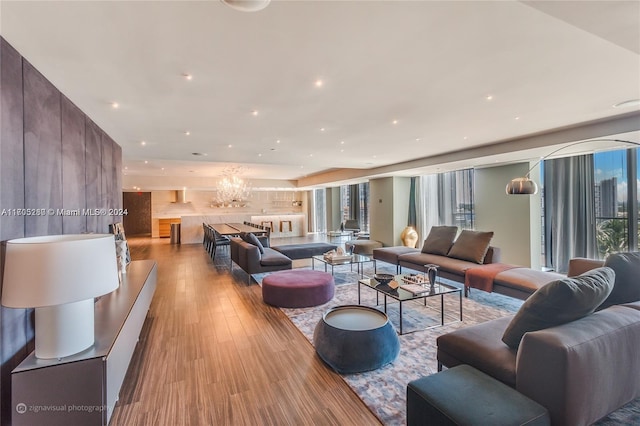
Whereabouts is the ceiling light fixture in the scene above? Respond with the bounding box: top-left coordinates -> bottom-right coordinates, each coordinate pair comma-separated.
315,79 -> 323,87
216,167 -> 251,207
183,73 -> 193,80
220,0 -> 271,12
251,110 -> 259,116
392,120 -> 398,125
184,131 -> 191,136
110,102 -> 119,109
506,138 -> 640,195
486,95 -> 493,101
141,141 -> 146,146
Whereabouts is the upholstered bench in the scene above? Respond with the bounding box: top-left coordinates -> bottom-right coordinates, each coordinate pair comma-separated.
407,365 -> 550,426
345,239 -> 383,255
262,269 -> 335,308
271,242 -> 337,260
373,246 -> 419,273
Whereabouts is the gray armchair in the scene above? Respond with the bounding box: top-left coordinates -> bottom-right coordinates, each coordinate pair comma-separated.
343,219 -> 360,233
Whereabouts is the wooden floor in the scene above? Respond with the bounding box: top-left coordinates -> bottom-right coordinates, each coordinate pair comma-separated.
109,236 -> 382,426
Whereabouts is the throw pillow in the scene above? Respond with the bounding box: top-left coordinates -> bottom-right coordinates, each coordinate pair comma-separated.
447,230 -> 494,264
246,232 -> 265,254
501,267 -> 615,349
421,226 -> 458,255
599,252 -> 640,310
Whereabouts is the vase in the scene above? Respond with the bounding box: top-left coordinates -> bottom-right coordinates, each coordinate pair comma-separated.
400,226 -> 419,248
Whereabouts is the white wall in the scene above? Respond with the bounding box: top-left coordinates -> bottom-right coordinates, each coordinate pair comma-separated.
474,163 -> 541,268
146,189 -> 305,237
369,177 -> 411,246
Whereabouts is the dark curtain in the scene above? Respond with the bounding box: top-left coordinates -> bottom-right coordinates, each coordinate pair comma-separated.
348,184 -> 360,220
408,177 -> 417,226
544,155 -> 598,273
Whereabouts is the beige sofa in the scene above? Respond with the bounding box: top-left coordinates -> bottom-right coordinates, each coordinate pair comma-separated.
373,228 -> 501,285
436,253 -> 640,425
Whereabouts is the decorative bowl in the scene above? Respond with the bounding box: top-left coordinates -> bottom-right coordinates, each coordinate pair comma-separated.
374,273 -> 394,285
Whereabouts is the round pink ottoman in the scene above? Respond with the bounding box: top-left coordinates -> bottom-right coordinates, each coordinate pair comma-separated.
262,270 -> 335,308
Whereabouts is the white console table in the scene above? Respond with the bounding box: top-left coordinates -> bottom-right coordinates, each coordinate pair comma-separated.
11,260 -> 157,426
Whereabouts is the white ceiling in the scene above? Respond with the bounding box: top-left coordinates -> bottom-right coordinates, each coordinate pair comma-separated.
1,0 -> 639,189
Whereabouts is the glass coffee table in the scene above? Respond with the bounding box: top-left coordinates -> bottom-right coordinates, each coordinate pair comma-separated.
357,274 -> 462,334
312,254 -> 374,278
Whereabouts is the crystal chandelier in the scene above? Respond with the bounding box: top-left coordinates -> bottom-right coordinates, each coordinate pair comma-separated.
216,170 -> 251,207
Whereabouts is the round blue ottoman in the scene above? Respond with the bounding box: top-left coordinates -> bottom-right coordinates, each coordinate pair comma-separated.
313,305 -> 400,374
262,269 -> 335,308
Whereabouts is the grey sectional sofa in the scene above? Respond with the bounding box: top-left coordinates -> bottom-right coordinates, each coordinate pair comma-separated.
436,253 -> 640,425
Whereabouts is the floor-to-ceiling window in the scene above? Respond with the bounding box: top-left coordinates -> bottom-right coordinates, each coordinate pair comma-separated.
416,169 -> 475,238
594,150 -> 629,256
339,183 -> 370,232
309,188 -> 327,233
541,147 -> 639,266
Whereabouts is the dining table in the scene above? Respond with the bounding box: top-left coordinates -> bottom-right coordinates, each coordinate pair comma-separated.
209,223 -> 268,236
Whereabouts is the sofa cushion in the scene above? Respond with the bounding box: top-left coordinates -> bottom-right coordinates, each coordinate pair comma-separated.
447,230 -> 494,264
259,248 -> 292,266
501,267 -> 615,349
245,232 -> 265,254
421,226 -> 458,255
600,252 -> 640,309
436,316 -> 518,387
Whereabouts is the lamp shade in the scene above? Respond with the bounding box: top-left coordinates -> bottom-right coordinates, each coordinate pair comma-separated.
506,177 -> 539,195
221,0 -> 271,12
2,234 -> 119,308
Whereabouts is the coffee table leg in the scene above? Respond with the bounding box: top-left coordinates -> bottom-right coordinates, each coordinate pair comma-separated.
441,294 -> 445,325
358,282 -> 361,304
399,301 -> 403,334
459,290 -> 463,321
383,294 -> 387,314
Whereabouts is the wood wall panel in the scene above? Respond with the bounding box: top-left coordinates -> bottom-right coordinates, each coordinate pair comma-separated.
112,142 -> 123,222
100,132 -> 113,233
61,96 -> 87,234
0,37 -> 123,425
85,119 -> 102,233
23,60 -> 63,237
0,38 -> 27,426
123,192 -> 151,235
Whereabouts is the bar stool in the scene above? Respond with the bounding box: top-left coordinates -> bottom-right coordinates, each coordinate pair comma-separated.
280,220 -> 292,233
261,221 -> 274,232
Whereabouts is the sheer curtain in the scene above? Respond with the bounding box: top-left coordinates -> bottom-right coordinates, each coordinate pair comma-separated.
416,175 -> 439,244
544,155 -> 598,273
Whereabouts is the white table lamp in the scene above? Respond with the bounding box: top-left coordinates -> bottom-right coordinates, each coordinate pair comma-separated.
2,234 -> 119,359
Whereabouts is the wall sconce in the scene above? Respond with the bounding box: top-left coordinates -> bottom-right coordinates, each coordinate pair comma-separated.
506,139 -> 640,195
2,234 -> 119,359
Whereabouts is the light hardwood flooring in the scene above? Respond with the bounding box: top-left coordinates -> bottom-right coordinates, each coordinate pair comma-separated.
109,236 -> 382,426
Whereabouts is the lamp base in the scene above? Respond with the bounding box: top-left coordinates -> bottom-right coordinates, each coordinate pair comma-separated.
34,299 -> 95,359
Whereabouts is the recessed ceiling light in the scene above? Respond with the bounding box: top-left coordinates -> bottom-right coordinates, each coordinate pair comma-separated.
161,168 -> 165,170
416,138 -> 421,142
124,166 -> 128,170
514,116 -> 520,120
320,127 -> 325,132
144,160 -> 148,164
141,141 -> 146,146
251,110 -> 259,116
183,73 -> 193,80
228,144 -> 233,148
315,79 -> 323,87
276,139 -> 281,144
392,119 -> 398,125
485,95 -> 493,101
184,131 -> 190,136
258,153 -> 262,157
340,141 -> 345,145
613,99 -> 640,108
309,154 -> 313,157
111,102 -> 119,109
463,136 -> 468,140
